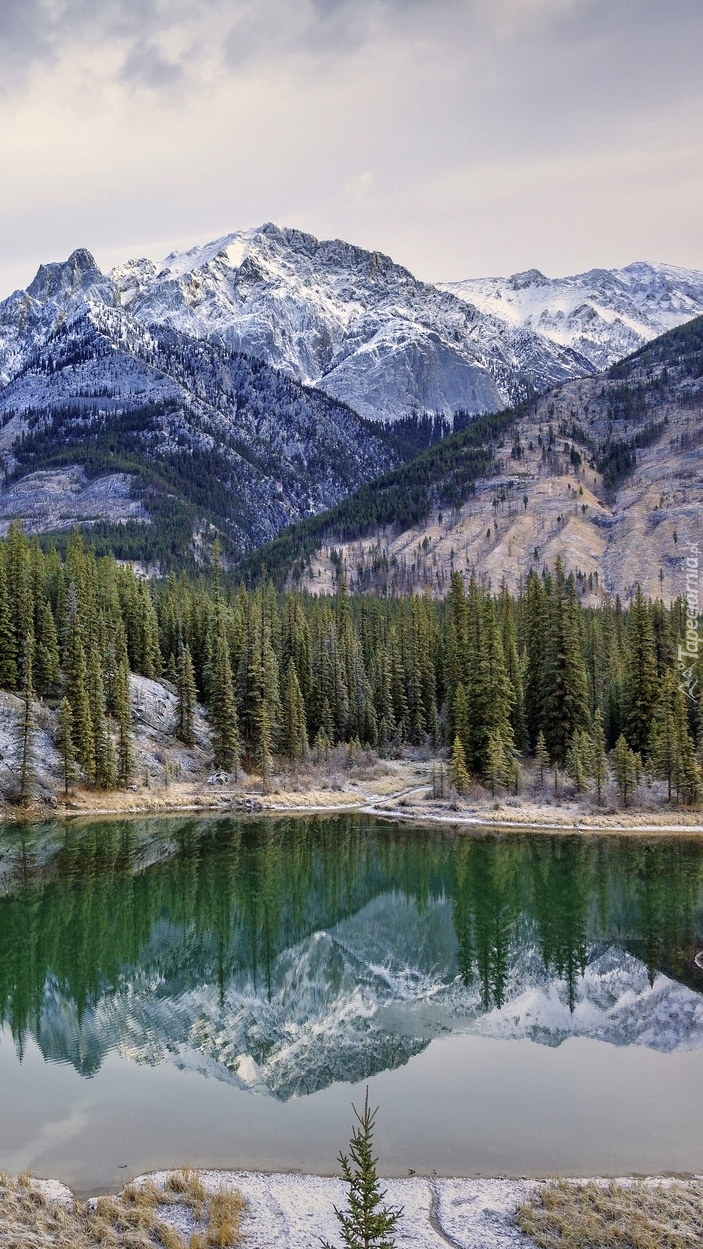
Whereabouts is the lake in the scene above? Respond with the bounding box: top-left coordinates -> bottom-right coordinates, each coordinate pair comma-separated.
1,814 -> 702,1194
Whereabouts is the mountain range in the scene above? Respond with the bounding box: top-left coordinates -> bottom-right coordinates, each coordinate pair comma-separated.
440,260 -> 703,374
0,224 -> 701,565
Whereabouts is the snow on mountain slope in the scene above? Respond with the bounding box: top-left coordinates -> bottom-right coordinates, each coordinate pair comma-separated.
0,229 -> 593,424
113,224 -> 515,420
2,233 -> 701,427
0,301 -> 397,552
440,262 -> 703,373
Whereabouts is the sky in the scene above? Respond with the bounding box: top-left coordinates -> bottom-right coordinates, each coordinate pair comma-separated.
0,0 -> 702,298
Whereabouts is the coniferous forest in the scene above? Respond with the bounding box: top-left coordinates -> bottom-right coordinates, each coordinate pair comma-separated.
1,520 -> 702,808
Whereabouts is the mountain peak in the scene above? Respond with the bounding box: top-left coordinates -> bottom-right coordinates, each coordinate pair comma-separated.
508,268 -> 550,289
27,248 -> 103,302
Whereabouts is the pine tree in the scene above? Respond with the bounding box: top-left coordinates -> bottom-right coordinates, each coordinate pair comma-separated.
15,634 -> 35,803
535,730 -> 549,787
114,659 -> 133,785
55,697 -> 77,797
591,709 -> 608,802
450,735 -> 470,795
175,644 -> 198,746
89,647 -> 116,789
322,1088 -> 403,1249
209,625 -> 240,775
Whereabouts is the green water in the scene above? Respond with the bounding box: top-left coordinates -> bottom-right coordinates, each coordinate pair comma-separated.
1,814 -> 702,1191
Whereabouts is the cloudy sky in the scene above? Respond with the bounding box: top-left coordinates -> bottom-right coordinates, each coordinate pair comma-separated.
0,0 -> 701,297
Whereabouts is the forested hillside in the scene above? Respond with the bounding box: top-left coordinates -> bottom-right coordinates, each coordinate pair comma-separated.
2,524 -> 701,809
237,405 -> 520,586
0,306 -> 401,565
248,314 -> 703,600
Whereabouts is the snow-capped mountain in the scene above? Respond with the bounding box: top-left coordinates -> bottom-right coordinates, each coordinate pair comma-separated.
0,228 -> 595,426
110,224 -> 597,420
440,262 -> 703,373
2,230 -> 701,427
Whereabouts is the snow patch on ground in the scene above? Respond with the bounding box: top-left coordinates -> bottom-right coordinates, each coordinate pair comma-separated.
136,1170 -> 535,1249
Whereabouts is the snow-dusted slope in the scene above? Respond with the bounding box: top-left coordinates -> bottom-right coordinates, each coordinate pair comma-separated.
0,230 -> 592,424
115,225 -> 598,419
440,262 -> 703,373
2,233 -> 701,427
0,298 -> 397,551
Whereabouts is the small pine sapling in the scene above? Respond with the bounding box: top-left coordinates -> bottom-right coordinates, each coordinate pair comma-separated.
323,1088 -> 402,1249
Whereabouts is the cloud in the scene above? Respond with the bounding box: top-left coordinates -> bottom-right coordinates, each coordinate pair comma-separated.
0,0 -> 466,92
0,0 -> 701,298
120,45 -> 185,90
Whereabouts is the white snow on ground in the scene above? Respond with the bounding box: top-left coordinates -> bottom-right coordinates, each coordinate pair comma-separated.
139,1171 -> 536,1249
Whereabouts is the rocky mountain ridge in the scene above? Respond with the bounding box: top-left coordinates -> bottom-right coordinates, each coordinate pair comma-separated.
0,299 -> 397,559
441,261 -> 703,374
4,226 -> 701,428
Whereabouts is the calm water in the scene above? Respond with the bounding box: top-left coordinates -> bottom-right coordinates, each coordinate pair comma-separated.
1,814 -> 703,1193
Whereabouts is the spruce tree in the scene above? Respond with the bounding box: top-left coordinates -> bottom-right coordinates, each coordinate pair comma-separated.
450,735 -> 470,796
314,725 -> 332,761
541,566 -> 590,763
612,735 -> 641,807
281,661 -> 308,767
670,681 -> 700,804
89,647 -> 116,789
323,1088 -> 402,1249
535,730 -> 549,787
591,709 -> 608,802
0,556 -> 17,690
649,671 -> 678,800
256,698 -> 274,792
624,586 -> 659,756
566,729 -> 592,793
55,697 -> 77,797
15,634 -> 35,803
114,659 -> 133,785
175,644 -> 198,746
64,585 -> 94,779
209,626 -> 240,775
523,570 -> 546,748
485,730 -> 509,796
34,599 -> 60,696
452,683 -> 470,764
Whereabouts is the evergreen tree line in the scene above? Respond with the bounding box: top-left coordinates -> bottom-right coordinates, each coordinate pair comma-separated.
1,523 -> 702,805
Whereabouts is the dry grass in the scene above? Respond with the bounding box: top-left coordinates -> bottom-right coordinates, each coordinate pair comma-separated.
0,1169 -> 245,1249
516,1178 -> 703,1249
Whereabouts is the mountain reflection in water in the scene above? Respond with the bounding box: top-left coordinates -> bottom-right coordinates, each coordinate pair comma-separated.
1,815 -> 702,1098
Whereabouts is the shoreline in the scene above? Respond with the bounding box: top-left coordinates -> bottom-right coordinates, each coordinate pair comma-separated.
13,1167 -> 703,1249
4,778 -> 703,835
